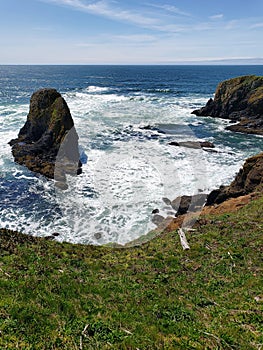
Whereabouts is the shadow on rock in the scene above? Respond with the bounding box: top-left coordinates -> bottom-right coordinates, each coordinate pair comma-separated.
9,88 -> 82,189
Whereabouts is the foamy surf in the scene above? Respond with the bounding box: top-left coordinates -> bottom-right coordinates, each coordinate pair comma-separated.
1,65 -> 263,245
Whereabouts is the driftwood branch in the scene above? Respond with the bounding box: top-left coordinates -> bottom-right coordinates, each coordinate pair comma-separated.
79,324 -> 89,349
178,228 -> 190,250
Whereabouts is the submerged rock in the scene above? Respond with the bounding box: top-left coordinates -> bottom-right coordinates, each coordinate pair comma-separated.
206,153 -> 263,205
162,197 -> 172,205
9,88 -> 82,180
192,75 -> 263,135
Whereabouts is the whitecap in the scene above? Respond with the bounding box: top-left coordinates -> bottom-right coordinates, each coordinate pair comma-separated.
85,85 -> 111,93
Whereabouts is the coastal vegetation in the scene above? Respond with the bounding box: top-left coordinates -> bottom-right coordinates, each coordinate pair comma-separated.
0,195 -> 262,349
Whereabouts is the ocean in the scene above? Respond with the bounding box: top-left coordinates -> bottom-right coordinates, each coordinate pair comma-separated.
1,65 -> 263,245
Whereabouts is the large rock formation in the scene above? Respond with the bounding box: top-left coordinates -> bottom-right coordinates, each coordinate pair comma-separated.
192,75 -> 263,135
206,153 -> 263,205
9,89 -> 82,181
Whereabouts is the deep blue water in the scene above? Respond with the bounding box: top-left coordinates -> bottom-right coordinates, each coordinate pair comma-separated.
0,65 -> 263,245
2,65 -> 263,104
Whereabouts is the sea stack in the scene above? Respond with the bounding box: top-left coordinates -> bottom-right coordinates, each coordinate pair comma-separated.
9,88 -> 82,182
192,75 -> 263,135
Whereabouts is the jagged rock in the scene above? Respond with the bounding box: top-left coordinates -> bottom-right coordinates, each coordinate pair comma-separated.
226,119 -> 263,134
171,194 -> 207,216
192,75 -> 263,135
9,88 -> 82,180
206,153 -> 263,205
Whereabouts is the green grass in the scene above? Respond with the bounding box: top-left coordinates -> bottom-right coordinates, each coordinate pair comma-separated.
0,197 -> 263,349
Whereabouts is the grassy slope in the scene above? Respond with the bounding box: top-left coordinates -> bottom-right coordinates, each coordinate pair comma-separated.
0,197 -> 262,349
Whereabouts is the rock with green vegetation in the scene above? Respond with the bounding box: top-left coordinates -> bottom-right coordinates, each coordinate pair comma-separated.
192,75 -> 263,135
9,88 -> 82,180
206,152 -> 263,205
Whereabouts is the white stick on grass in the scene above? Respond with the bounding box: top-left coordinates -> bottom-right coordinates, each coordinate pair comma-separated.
178,228 -> 190,250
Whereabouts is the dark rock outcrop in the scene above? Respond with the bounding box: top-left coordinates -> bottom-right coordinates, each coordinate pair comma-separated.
206,153 -> 263,205
192,75 -> 263,135
171,193 -> 207,216
9,88 -> 82,181
169,141 -> 215,149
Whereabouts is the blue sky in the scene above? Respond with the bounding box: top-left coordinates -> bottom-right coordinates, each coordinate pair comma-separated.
1,0 -> 263,64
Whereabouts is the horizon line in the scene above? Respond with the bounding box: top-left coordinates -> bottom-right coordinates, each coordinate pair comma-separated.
1,63 -> 263,66
1,58 -> 263,66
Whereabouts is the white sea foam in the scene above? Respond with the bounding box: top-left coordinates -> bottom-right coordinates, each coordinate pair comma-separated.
50,118 -> 214,245
1,86 -> 262,245
85,85 -> 111,93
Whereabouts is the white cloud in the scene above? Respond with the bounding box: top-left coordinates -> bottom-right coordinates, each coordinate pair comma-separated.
146,3 -> 191,17
76,33 -> 158,47
38,0 -> 263,46
151,23 -> 189,33
250,22 -> 263,29
209,14 -> 224,20
225,20 -> 239,30
40,0 -> 228,35
41,0 -> 158,26
112,34 -> 157,42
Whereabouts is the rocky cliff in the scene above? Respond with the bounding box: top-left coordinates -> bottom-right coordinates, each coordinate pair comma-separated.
192,75 -> 263,135
9,89 -> 82,181
206,152 -> 263,205
157,153 -> 263,234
